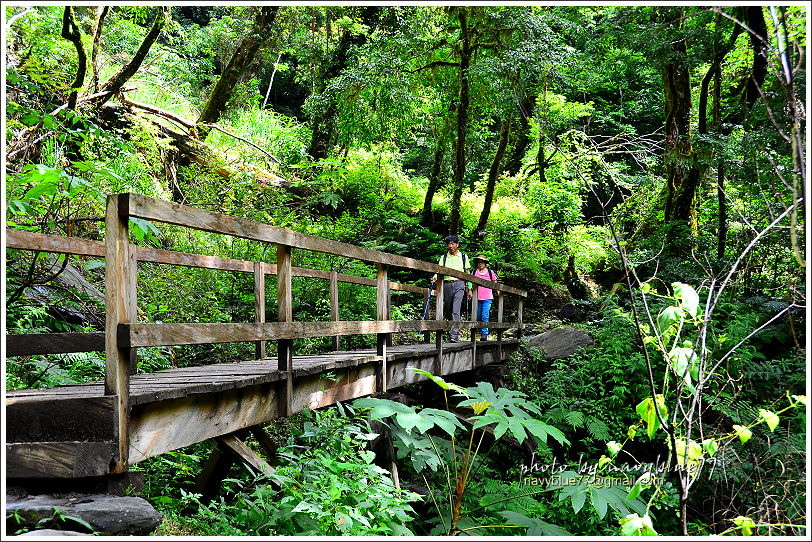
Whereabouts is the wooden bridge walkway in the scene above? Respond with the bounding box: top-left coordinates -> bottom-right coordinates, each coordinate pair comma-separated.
5,194 -> 526,480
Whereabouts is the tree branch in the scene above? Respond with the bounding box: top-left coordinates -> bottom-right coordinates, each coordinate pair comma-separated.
96,7 -> 169,107
61,7 -> 87,110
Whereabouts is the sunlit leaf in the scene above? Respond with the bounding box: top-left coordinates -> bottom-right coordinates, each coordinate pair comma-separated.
758,409 -> 779,432
732,515 -> 756,536
732,424 -> 752,444
673,282 -> 699,317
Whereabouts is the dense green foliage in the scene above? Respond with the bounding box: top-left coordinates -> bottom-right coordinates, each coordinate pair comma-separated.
154,407 -> 419,536
4,4 -> 805,537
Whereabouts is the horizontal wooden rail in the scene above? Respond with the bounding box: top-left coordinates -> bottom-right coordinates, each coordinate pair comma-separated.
122,194 -> 526,296
6,228 -> 426,294
119,320 -> 515,348
6,332 -> 106,356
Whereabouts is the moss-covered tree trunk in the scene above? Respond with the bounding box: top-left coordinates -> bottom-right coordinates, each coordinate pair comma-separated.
60,7 -> 86,110
95,7 -> 169,107
448,7 -> 471,235
421,140 -> 446,229
475,117 -> 510,240
196,6 -> 278,134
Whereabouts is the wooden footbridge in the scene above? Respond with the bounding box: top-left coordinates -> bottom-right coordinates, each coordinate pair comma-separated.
5,194 -> 527,480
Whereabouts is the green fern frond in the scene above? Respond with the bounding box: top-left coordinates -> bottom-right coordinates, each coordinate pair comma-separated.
545,407 -> 585,428
586,417 -> 611,441
565,410 -> 586,428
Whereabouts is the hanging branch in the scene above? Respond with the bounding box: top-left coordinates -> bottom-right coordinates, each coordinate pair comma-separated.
60,7 -> 87,110
94,7 -> 169,107
91,6 -> 110,93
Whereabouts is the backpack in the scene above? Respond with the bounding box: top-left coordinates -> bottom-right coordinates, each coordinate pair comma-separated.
475,267 -> 495,281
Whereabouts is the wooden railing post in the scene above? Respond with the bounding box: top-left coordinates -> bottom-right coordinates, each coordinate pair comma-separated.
105,193 -> 136,473
497,292 -> 505,359
434,276 -> 444,375
329,270 -> 340,351
376,263 -> 390,392
422,287 -> 431,343
277,245 -> 293,417
470,285 -> 478,369
496,293 -> 504,341
517,298 -> 524,339
254,262 -> 266,359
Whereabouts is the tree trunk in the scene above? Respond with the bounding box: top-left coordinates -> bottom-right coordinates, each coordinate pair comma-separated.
699,13 -> 736,259
503,96 -> 534,176
307,7 -> 379,160
95,7 -> 169,108
659,8 -> 703,250
61,7 -> 87,110
449,8 -> 471,235
563,254 -> 591,300
744,6 -> 769,108
197,6 -> 279,132
714,55 -> 727,259
91,7 -> 109,93
475,117 -> 511,238
421,140 -> 446,228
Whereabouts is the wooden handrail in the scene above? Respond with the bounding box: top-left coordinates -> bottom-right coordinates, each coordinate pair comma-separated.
5,193 -> 530,477
119,320 -> 515,347
6,194 -> 527,360
6,228 -> 426,294
121,193 -> 526,296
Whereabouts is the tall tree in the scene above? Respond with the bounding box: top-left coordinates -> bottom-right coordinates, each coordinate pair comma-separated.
196,6 -> 279,134
474,116 -> 510,239
447,7 -> 472,235
306,6 -> 380,160
94,7 -> 169,107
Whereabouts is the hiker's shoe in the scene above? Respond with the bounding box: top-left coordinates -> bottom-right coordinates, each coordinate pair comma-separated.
450,338 -> 459,343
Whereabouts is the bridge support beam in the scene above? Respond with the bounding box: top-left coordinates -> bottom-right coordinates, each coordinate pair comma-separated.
105,193 -> 136,474
434,276 -> 444,376
376,263 -> 390,393
277,244 -> 293,417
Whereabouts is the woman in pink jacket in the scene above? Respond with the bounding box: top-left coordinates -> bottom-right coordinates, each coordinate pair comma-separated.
470,254 -> 497,340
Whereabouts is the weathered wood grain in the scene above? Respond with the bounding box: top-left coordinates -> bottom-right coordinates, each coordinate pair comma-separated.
127,384 -> 281,464
6,442 -> 117,479
254,261 -> 266,359
277,244 -> 293,417
121,320 -> 473,347
105,194 -> 135,472
218,434 -> 275,476
6,396 -> 116,443
5,332 -> 105,356
376,263 -> 389,392
5,228 -> 105,256
329,270 -> 340,351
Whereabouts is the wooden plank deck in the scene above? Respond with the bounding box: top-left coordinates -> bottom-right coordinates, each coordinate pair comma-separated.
6,339 -> 520,478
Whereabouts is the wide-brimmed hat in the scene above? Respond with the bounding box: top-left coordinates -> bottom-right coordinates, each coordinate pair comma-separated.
472,254 -> 489,263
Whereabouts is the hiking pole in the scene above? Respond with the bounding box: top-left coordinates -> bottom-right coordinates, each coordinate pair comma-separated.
417,282 -> 435,338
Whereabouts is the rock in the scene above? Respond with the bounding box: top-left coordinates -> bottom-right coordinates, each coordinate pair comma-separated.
526,326 -> 594,360
18,529 -> 87,536
559,303 -> 582,322
6,494 -> 161,536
